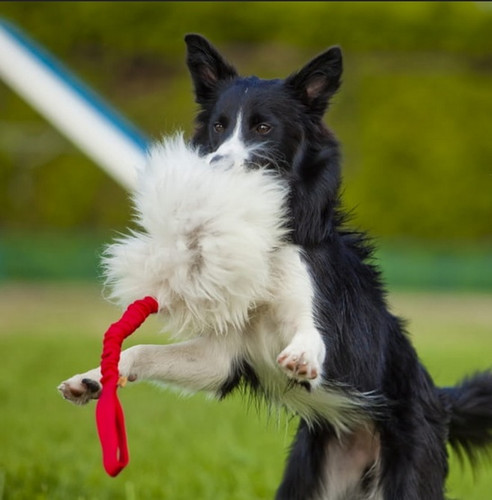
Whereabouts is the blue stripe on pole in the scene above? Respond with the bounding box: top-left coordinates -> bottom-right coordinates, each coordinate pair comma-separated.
0,19 -> 150,153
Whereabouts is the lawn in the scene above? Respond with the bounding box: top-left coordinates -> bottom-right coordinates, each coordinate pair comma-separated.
0,282 -> 491,499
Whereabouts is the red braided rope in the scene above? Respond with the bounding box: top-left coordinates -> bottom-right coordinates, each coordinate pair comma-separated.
95,296 -> 159,477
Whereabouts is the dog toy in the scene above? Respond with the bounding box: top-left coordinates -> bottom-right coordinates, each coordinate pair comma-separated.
93,134 -> 288,476
96,296 -> 158,477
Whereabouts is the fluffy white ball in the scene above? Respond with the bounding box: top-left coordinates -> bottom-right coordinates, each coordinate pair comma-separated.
103,134 -> 289,335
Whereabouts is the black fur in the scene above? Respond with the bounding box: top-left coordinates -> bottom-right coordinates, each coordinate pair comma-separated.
184,33 -> 492,499
440,372 -> 492,464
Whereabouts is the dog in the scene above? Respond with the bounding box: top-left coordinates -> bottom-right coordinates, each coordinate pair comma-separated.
59,34 -> 492,499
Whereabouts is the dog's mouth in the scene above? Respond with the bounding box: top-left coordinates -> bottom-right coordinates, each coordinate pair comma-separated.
205,144 -> 284,173
249,146 -> 289,173
206,152 -> 266,172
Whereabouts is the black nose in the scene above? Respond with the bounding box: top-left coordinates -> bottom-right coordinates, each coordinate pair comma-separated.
208,154 -> 225,165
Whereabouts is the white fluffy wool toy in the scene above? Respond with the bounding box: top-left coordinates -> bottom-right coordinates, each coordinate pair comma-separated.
102,134 -> 290,336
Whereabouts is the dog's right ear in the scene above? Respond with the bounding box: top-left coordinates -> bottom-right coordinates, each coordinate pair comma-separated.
185,34 -> 238,105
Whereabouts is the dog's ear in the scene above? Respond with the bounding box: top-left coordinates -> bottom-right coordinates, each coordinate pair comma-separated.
185,34 -> 238,105
286,46 -> 342,116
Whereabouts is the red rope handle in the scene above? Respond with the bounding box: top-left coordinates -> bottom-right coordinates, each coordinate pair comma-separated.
95,296 -> 159,477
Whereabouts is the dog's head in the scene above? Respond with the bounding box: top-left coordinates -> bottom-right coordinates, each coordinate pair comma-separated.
185,34 -> 342,173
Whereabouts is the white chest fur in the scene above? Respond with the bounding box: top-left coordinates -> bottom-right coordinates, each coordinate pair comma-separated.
241,299 -> 369,435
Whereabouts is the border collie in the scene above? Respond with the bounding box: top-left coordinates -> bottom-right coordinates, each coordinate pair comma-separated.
59,34 -> 492,499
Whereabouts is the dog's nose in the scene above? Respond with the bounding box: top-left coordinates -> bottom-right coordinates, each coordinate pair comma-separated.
207,153 -> 235,169
208,154 -> 225,165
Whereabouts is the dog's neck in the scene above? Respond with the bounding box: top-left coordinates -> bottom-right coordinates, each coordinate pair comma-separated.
287,130 -> 342,247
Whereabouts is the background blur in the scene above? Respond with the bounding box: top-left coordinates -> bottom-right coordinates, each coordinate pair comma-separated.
0,3 -> 491,500
0,1 -> 491,287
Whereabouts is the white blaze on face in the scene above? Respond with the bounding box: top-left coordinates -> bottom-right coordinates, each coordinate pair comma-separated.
207,110 -> 250,169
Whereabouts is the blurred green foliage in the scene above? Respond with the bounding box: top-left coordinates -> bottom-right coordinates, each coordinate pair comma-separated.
0,2 -> 491,241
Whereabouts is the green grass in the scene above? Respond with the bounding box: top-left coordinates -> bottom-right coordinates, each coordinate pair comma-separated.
0,283 -> 491,499
2,232 -> 492,292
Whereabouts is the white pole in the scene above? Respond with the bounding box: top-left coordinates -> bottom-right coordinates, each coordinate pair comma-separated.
0,19 -> 148,191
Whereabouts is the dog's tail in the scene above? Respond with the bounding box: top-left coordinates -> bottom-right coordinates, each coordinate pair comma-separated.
439,371 -> 492,464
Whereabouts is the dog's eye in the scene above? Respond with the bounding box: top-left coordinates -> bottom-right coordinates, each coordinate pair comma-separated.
256,123 -> 271,135
213,123 -> 225,133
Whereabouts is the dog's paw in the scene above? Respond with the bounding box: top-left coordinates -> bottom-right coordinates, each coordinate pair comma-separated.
58,375 -> 101,406
277,334 -> 326,387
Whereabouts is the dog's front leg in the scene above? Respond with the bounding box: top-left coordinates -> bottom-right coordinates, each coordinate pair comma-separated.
58,336 -> 235,405
273,246 -> 326,387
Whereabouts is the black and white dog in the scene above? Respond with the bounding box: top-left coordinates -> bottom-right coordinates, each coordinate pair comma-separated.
59,35 -> 492,499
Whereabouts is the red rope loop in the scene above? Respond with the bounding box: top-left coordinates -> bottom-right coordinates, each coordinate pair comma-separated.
95,296 -> 158,477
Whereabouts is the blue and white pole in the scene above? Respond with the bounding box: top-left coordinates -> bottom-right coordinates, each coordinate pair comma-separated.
0,19 -> 149,190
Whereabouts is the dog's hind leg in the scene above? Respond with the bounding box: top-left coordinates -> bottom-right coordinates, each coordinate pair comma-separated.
376,418 -> 449,500
58,335 -> 237,405
276,420 -> 382,500
275,420 -> 334,500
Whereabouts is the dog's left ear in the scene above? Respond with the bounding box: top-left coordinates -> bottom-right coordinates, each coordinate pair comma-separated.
185,34 -> 238,105
286,46 -> 342,116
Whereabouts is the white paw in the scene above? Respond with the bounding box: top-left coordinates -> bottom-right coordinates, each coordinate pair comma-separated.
277,333 -> 326,387
58,372 -> 101,406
